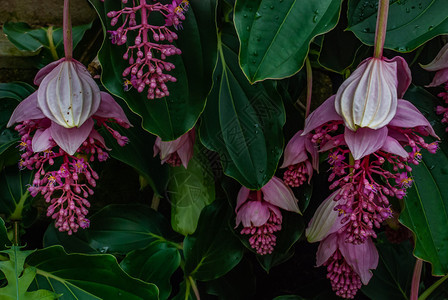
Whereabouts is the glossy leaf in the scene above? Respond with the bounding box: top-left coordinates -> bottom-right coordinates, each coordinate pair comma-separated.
361,238 -> 414,300
90,0 -> 217,140
0,165 -> 34,223
168,145 -> 215,235
183,198 -> 244,281
199,27 -> 285,189
85,204 -> 177,255
399,86 -> 448,275
27,245 -> 158,299
348,0 -> 448,52
0,246 -> 58,300
100,96 -> 169,196
234,0 -> 342,83
256,212 -> 304,272
43,225 -> 97,254
120,243 -> 181,300
3,22 -> 92,67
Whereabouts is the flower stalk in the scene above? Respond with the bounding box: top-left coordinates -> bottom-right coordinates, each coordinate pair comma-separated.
373,0 -> 390,58
411,258 -> 423,300
63,0 -> 73,59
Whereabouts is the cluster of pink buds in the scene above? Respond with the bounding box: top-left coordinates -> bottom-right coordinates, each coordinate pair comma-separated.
103,0 -> 189,99
235,177 -> 300,255
435,83 -> 448,129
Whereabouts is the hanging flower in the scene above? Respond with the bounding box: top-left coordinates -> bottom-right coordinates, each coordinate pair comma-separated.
153,129 -> 195,168
281,130 -> 318,187
421,43 -> 448,87
235,177 -> 300,255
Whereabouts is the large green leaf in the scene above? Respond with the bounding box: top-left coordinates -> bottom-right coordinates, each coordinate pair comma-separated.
168,144 -> 215,235
3,22 -> 92,67
361,238 -> 414,300
399,86 -> 448,275
0,247 -> 58,300
234,0 -> 342,83
43,225 -> 97,254
199,26 -> 285,189
183,198 -> 244,281
90,0 -> 217,140
348,0 -> 448,52
120,243 -> 181,300
85,204 -> 178,255
27,245 -> 158,299
0,166 -> 35,224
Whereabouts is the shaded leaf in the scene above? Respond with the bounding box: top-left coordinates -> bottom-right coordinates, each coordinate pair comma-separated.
168,144 -> 215,235
43,224 -> 97,254
348,0 -> 448,52
199,26 -> 285,189
120,243 -> 181,300
234,0 -> 342,83
90,0 -> 217,140
183,198 -> 244,281
3,22 -> 92,67
27,245 -> 158,299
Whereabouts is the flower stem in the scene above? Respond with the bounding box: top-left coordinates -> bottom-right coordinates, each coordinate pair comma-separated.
373,0 -> 390,58
13,221 -> 19,246
188,276 -> 201,300
305,57 -> 313,120
63,0 -> 73,59
419,273 -> 448,300
411,258 -> 423,300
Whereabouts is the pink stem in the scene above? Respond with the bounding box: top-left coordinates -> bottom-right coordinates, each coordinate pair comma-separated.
410,258 -> 423,300
63,0 -> 73,59
373,0 -> 390,58
140,0 -> 149,55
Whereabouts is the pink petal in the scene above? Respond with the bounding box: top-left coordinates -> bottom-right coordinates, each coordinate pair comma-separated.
236,186 -> 250,212
389,100 -> 438,138
32,128 -> 53,152
319,134 -> 345,153
261,176 -> 300,214
306,190 -> 346,243
7,92 -> 45,127
316,233 -> 338,267
94,92 -> 132,126
381,136 -> 408,158
236,201 -> 271,228
50,118 -> 94,155
426,68 -> 448,87
34,58 -> 65,85
177,130 -> 195,169
339,236 -> 379,285
344,127 -> 388,160
420,43 -> 448,72
303,95 -> 342,135
385,56 -> 412,98
281,130 -> 308,168
304,136 -> 319,171
90,129 -> 110,150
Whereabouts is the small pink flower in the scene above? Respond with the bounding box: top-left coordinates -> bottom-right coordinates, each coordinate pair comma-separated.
421,43 -> 448,87
235,177 -> 300,255
281,130 -> 318,187
153,129 -> 195,168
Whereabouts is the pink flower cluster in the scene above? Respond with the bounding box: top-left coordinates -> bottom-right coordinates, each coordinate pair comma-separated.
103,0 -> 189,99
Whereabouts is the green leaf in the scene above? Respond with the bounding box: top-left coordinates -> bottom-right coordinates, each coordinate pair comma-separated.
3,22 -> 93,67
0,218 -> 11,251
90,0 -> 218,140
348,0 -> 448,52
399,86 -> 448,275
43,224 -> 97,254
86,204 -> 178,255
27,245 -> 158,299
183,198 -> 244,281
205,258 -> 256,300
171,279 -> 195,300
0,82 -> 35,103
0,246 -> 58,300
361,238 -> 414,300
199,26 -> 285,189
120,243 -> 181,300
256,211 -> 304,272
234,0 -> 342,83
99,96 -> 169,196
168,144 -> 215,235
0,166 -> 35,224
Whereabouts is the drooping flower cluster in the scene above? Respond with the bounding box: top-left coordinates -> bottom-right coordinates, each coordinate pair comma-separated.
8,60 -> 131,235
103,0 -> 189,99
153,128 -> 195,168
235,177 -> 300,255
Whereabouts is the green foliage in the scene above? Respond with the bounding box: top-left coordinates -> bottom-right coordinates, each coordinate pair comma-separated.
3,22 -> 92,68
234,0 -> 342,83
